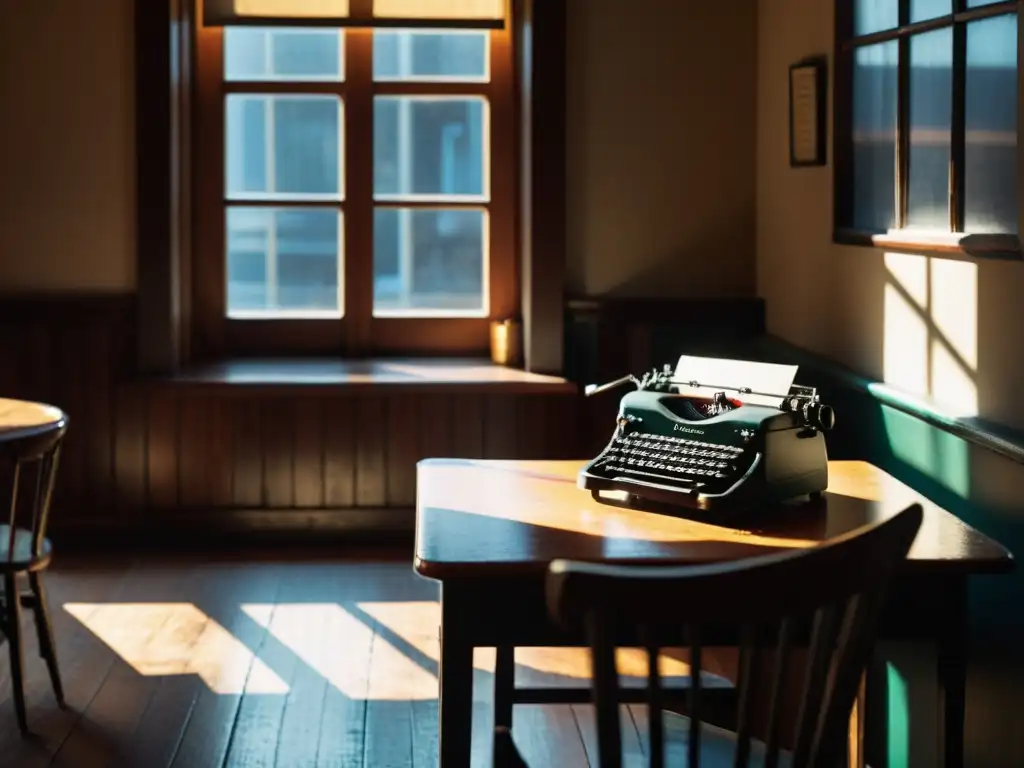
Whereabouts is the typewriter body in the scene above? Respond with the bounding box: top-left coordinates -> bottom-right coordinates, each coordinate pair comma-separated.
579,356 -> 835,514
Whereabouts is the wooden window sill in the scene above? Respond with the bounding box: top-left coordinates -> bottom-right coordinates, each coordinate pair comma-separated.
833,229 -> 1023,260
142,357 -> 576,395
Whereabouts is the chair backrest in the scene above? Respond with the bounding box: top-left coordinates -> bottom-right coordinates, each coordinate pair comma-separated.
546,503 -> 923,768
0,398 -> 68,564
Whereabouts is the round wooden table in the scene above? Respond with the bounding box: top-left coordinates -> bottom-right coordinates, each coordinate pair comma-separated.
0,397 -> 65,429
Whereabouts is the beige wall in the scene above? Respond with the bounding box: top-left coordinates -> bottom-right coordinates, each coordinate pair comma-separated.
0,0 -> 136,292
565,0 -> 758,298
0,0 -> 760,302
757,0 -> 1024,432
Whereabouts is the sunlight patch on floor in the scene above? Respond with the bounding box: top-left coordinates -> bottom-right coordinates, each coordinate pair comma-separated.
243,602 -> 439,700
65,600 -> 731,701
356,601 -> 722,684
63,602 -> 289,694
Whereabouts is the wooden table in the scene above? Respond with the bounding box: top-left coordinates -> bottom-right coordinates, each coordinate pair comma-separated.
0,397 -> 64,437
414,458 -> 1013,767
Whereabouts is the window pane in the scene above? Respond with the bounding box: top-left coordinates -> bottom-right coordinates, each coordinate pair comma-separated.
854,0 -> 898,36
967,0 -> 1006,7
373,30 -> 488,80
225,28 -> 343,81
226,95 -> 343,199
910,0 -> 950,23
852,41 -> 899,231
227,207 -> 343,317
906,28 -> 952,230
374,97 -> 487,198
373,208 -> 486,315
965,14 -> 1018,234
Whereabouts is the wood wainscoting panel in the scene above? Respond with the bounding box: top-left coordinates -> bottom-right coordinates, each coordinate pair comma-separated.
146,390 -> 180,509
453,394 -> 485,456
232,396 -> 264,507
0,295 -> 135,530
0,294 -> 580,541
294,397 -> 326,509
114,384 -> 148,515
355,395 -> 388,508
118,389 -> 579,537
420,393 -> 455,467
386,393 -> 419,508
324,397 -> 357,508
179,392 -> 234,508
261,396 -> 297,509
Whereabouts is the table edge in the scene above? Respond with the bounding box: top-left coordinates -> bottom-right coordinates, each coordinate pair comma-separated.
412,554 -> 1015,582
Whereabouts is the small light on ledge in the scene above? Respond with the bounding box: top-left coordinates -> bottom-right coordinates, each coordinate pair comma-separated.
490,319 -> 522,367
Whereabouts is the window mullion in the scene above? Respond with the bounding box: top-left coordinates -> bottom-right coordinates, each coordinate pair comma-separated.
834,1 -> 854,230
344,27 -> 375,355
895,0 -> 909,228
1019,9 -> 1024,243
897,35 -> 910,229
950,20 -> 966,232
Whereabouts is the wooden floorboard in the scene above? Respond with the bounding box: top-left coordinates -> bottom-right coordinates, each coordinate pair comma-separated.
0,551 -> 701,768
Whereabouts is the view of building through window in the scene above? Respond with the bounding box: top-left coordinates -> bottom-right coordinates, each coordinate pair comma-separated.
222,28 -> 490,318
845,0 -> 1017,235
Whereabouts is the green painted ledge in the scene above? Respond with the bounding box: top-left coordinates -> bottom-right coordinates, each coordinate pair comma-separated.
745,336 -> 1024,468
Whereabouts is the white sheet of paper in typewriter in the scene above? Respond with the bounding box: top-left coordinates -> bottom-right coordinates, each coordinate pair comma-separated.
672,355 -> 799,408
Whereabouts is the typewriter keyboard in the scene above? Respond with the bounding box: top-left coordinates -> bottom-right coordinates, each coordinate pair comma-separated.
595,433 -> 749,491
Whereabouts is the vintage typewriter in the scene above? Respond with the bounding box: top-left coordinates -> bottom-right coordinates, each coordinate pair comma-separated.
579,355 -> 835,514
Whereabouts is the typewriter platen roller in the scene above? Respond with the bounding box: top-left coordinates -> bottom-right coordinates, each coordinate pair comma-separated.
579,356 -> 835,514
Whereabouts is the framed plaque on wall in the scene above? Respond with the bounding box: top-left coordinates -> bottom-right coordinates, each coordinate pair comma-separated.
789,56 -> 828,167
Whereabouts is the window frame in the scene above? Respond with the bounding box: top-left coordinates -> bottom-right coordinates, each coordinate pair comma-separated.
191,20 -> 518,359
832,0 -> 1024,259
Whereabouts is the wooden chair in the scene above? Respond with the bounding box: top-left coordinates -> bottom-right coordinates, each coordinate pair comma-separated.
0,398 -> 68,734
495,503 -> 923,768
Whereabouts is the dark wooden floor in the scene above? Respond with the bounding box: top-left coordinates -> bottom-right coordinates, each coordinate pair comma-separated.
0,551 -> 700,767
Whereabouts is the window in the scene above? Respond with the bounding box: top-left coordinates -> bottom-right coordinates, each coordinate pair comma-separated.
834,0 -> 1019,252
193,19 -> 516,357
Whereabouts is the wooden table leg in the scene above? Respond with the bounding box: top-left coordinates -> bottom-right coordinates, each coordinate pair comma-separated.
495,645 -> 515,729
439,586 -> 474,768
848,672 -> 866,768
937,577 -> 968,768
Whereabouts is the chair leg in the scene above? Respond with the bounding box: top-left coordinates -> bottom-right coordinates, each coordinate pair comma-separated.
4,574 -> 28,735
495,644 -> 515,729
493,725 -> 530,768
28,572 -> 64,708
